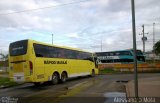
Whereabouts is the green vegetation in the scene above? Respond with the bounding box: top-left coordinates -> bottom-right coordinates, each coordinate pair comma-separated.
100,68 -> 118,74
99,68 -> 132,74
0,71 -> 8,74
0,53 -> 8,67
146,60 -> 160,64
99,68 -> 160,74
140,70 -> 160,73
0,77 -> 19,88
0,53 -> 8,61
153,40 -> 160,55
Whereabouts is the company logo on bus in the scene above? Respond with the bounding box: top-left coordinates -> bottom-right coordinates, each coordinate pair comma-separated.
12,46 -> 24,51
44,60 -> 67,64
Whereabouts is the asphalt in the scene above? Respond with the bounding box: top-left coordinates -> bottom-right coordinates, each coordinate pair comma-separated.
126,77 -> 160,97
126,76 -> 160,103
0,73 -> 160,103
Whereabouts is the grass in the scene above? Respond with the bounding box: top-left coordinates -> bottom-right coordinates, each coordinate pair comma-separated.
139,70 -> 160,73
146,60 -> 160,64
0,77 -> 19,88
99,68 -> 160,74
99,68 -> 132,74
0,71 -> 9,74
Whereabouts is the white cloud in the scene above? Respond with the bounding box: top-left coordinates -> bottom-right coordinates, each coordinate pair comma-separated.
0,0 -> 160,53
67,33 -> 80,38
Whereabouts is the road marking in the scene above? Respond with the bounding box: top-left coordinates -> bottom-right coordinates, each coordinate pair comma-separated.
66,81 -> 88,90
103,92 -> 126,103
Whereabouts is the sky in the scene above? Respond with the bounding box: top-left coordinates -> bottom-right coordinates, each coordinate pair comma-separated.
0,0 -> 160,54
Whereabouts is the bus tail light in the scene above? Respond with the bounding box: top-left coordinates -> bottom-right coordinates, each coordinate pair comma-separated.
29,61 -> 33,75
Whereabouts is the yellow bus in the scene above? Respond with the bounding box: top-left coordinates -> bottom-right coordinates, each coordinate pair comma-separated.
9,39 -> 98,85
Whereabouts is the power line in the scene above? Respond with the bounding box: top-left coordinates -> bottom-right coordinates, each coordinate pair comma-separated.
136,39 -> 160,42
0,0 -> 94,16
139,23 -> 160,26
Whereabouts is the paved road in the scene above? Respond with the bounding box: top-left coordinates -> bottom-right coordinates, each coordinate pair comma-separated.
0,73 -> 160,103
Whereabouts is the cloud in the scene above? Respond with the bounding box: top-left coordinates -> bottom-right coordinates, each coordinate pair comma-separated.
0,0 -> 160,53
67,33 -> 80,38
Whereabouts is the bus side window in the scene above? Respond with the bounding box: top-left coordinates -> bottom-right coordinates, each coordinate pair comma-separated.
76,52 -> 81,59
48,46 -> 56,58
128,52 -> 132,56
34,44 -> 43,57
60,49 -> 66,58
36,53 -> 43,57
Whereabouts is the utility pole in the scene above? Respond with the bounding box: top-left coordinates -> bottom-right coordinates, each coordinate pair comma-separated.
131,0 -> 138,98
153,23 -> 155,64
153,23 -> 155,48
52,34 -> 53,45
140,25 -> 148,53
142,25 -> 145,53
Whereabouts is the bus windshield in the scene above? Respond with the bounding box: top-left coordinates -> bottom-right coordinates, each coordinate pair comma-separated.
9,40 -> 28,56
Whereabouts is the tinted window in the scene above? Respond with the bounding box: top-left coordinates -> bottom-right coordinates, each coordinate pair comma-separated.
34,44 -> 49,57
79,52 -> 91,60
119,51 -> 131,55
101,59 -> 113,63
9,40 -> 28,56
100,59 -> 134,63
137,56 -> 145,62
137,50 -> 143,55
96,51 -> 132,56
48,46 -> 58,58
66,50 -> 78,59
109,53 -> 112,56
33,44 -> 92,60
96,52 -> 106,56
115,52 -> 120,56
131,50 -> 143,55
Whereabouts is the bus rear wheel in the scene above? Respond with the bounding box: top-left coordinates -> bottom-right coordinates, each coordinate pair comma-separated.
51,73 -> 59,85
61,72 -> 67,83
34,82 -> 41,86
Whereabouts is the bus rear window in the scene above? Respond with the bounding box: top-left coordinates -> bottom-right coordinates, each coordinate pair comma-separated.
9,40 -> 28,56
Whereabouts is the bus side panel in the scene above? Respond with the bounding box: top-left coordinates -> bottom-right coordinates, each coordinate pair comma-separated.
77,60 -> 91,76
70,59 -> 90,77
44,58 -> 70,81
43,59 -> 96,79
34,58 -> 45,82
68,60 -> 92,77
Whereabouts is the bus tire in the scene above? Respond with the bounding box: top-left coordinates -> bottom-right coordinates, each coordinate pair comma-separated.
61,72 -> 67,83
34,82 -> 41,86
91,69 -> 95,77
51,73 -> 59,85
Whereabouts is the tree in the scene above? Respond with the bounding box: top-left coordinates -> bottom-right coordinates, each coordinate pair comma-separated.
153,40 -> 160,55
0,53 -> 8,67
0,53 -> 8,61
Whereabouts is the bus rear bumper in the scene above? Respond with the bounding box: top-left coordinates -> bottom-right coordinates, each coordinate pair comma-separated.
10,76 -> 34,83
